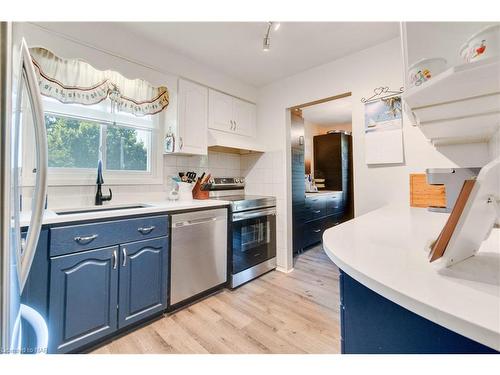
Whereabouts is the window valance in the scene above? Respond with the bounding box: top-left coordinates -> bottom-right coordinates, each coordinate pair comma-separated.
29,47 -> 169,117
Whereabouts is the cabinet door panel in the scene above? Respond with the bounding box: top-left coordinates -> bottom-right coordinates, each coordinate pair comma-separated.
178,79 -> 208,155
208,89 -> 233,133
118,237 -> 168,328
233,99 -> 256,137
49,246 -> 118,353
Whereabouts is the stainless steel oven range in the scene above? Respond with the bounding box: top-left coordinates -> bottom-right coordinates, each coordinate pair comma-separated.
208,177 -> 276,288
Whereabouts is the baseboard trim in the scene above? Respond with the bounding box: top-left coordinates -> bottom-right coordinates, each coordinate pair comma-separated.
276,266 -> 294,273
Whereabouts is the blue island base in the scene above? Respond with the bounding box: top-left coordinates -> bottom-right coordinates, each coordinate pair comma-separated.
339,270 -> 497,354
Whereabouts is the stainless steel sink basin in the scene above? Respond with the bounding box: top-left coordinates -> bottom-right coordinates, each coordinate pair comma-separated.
55,204 -> 151,216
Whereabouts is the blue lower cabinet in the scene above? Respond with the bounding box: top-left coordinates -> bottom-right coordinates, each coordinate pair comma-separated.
118,237 -> 168,329
339,270 -> 497,354
21,229 -> 49,354
48,246 -> 119,354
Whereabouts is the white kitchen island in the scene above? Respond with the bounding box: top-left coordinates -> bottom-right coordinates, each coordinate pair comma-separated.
322,204 -> 500,353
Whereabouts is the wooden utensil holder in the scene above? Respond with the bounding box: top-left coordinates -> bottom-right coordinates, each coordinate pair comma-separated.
192,178 -> 209,200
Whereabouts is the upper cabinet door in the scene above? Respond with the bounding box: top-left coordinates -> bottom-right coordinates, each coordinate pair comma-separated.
177,79 -> 208,155
208,89 -> 234,133
233,99 -> 256,138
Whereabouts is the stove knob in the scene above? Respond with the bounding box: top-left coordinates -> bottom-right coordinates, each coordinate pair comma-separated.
239,177 -> 245,184
209,177 -> 214,184
234,178 -> 240,183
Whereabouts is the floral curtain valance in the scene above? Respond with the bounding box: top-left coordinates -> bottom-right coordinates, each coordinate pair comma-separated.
29,47 -> 169,117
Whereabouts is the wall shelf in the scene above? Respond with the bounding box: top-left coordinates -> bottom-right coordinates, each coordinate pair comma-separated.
403,56 -> 500,146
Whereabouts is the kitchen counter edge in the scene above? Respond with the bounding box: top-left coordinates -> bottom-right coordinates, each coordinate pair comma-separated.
20,199 -> 231,228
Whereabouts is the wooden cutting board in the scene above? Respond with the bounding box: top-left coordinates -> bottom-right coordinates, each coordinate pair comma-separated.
409,173 -> 446,208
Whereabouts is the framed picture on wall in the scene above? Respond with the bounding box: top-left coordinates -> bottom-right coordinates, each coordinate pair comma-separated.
364,96 -> 402,133
364,96 -> 404,165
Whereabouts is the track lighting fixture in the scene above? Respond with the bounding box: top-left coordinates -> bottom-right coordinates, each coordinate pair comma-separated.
262,22 -> 280,52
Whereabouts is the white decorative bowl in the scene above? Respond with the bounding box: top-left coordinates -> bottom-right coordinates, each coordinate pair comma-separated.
466,24 -> 500,62
408,57 -> 447,88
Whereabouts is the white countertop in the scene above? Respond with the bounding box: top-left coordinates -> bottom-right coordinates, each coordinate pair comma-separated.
20,199 -> 230,227
322,204 -> 500,351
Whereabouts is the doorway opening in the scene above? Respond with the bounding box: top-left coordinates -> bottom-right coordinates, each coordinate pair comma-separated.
289,92 -> 354,257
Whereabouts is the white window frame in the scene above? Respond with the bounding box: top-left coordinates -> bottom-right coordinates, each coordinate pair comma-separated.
22,97 -> 163,187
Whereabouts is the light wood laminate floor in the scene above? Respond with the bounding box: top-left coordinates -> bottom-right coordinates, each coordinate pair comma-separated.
92,245 -> 341,354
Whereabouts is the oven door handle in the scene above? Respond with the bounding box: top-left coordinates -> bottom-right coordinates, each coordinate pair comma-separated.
232,208 -> 276,222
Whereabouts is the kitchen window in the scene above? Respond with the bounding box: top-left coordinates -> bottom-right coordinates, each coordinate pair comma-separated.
45,113 -> 152,172
22,46 -> 171,186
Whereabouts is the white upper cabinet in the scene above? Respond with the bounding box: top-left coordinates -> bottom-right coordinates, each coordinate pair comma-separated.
208,89 -> 234,133
177,79 -> 208,155
233,98 -> 256,138
208,89 -> 256,138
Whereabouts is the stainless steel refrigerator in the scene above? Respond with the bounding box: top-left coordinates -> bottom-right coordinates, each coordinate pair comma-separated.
1,22 -> 48,354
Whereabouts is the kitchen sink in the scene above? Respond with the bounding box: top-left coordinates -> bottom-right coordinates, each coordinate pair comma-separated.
54,204 -> 151,215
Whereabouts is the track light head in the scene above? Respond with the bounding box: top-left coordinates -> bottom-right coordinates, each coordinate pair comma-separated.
263,36 -> 271,51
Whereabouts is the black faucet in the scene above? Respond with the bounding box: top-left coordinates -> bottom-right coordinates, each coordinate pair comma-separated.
95,160 -> 112,206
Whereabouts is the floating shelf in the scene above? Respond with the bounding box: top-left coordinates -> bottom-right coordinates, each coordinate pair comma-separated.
403,56 -> 500,146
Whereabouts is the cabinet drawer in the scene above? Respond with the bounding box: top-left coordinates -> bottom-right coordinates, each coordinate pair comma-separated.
325,214 -> 344,230
50,215 -> 169,257
305,196 -> 327,221
303,219 -> 325,248
326,193 -> 344,215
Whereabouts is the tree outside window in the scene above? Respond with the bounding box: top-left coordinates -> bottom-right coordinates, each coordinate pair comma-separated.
45,114 -> 150,172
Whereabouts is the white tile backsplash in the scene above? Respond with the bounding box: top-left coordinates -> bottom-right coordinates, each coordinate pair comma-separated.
22,150 -> 283,211
163,151 -> 243,190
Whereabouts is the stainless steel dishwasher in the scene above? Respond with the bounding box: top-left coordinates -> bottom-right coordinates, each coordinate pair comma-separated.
170,208 -> 227,305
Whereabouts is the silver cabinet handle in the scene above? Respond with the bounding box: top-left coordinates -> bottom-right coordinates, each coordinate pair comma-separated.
112,249 -> 117,270
234,121 -> 237,130
179,136 -> 183,150
122,248 -> 127,267
229,120 -> 234,130
313,210 -> 321,214
313,229 -> 322,233
74,234 -> 98,244
138,225 -> 155,234
17,38 -> 48,292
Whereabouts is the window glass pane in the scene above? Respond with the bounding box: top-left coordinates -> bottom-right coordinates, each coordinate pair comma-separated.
105,125 -> 150,172
45,114 -> 100,168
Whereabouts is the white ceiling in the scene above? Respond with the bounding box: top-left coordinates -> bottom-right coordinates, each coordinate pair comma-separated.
301,96 -> 352,125
119,22 -> 399,87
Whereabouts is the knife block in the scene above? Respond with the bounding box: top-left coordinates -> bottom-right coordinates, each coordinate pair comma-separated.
192,179 -> 209,200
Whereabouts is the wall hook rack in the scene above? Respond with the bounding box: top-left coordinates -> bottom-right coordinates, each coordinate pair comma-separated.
361,86 -> 404,103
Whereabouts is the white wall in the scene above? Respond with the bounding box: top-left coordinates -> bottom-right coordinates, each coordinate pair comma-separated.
488,129 -> 500,160
252,37 -> 490,271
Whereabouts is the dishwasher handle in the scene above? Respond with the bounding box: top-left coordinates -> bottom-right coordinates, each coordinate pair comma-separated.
173,216 -> 219,228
